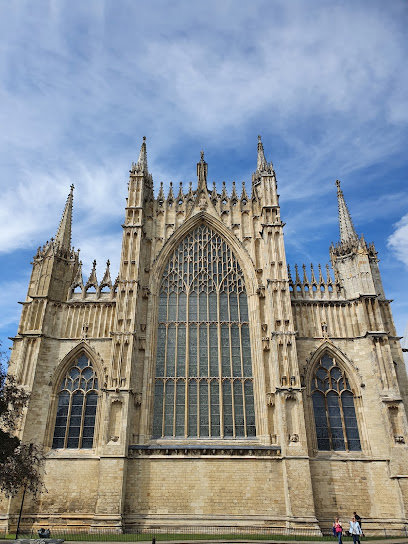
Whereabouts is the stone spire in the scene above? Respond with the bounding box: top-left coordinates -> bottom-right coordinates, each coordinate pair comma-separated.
197,150 -> 208,192
336,180 -> 358,245
135,136 -> 148,173
55,184 -> 74,250
256,135 -> 268,172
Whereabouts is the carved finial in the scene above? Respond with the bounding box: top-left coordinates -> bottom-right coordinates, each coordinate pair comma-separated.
318,264 -> 325,285
177,182 -> 184,204
85,260 -> 98,291
241,181 -> 249,203
167,181 -> 175,202
221,181 -> 228,202
303,264 -> 309,285
71,260 -> 84,291
326,264 -> 333,286
157,181 -> 165,203
310,263 -> 317,285
287,264 -> 293,282
211,181 -> 218,202
100,259 -> 112,292
200,150 -> 204,161
295,264 -> 301,284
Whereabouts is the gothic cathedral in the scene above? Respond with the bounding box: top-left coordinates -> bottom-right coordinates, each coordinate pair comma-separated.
2,137 -> 408,534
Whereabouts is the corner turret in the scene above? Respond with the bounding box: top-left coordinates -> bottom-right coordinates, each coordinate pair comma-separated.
330,180 -> 385,299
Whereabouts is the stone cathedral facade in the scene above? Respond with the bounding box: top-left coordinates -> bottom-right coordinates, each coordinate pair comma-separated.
2,137 -> 408,534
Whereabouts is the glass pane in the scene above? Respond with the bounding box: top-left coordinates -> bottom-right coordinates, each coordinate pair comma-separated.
313,392 -> 329,451
166,325 -> 176,376
234,381 -> 245,437
229,293 -> 239,321
327,391 -> 345,450
177,325 -> 186,377
321,354 -> 333,369
189,292 -> 197,322
175,381 -> 185,437
231,325 -> 241,377
223,381 -> 233,437
156,326 -> 166,377
168,293 -> 177,321
188,380 -> 198,437
158,293 -> 167,322
209,324 -> 218,376
199,381 -> 209,437
244,380 -> 256,436
241,325 -> 252,376
164,381 -> 174,437
221,325 -> 230,376
219,292 -> 229,322
210,381 -> 220,436
199,325 -> 208,377
239,293 -> 248,321
208,292 -> 217,321
152,382 -> 164,438
199,292 -> 207,321
342,391 -> 361,451
178,292 -> 187,322
189,325 -> 198,377
77,354 -> 88,369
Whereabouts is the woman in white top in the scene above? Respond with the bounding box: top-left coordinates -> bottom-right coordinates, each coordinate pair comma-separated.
349,516 -> 363,544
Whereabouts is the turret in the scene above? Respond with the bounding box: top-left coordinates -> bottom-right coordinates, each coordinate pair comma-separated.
330,180 -> 385,299
127,136 -> 154,212
27,185 -> 79,301
252,135 -> 278,208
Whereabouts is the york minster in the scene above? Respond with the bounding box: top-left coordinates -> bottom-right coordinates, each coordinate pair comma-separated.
2,137 -> 408,534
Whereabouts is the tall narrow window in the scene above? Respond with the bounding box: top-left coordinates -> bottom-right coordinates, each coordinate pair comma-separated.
311,353 -> 361,451
153,225 -> 256,439
52,354 -> 98,449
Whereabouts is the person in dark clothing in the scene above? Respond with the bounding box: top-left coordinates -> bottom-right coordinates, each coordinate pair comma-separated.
353,512 -> 362,529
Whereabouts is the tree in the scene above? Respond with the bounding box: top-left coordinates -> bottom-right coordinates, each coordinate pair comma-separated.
0,348 -> 45,497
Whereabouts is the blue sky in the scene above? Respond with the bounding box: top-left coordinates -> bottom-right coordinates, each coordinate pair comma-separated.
0,0 -> 408,355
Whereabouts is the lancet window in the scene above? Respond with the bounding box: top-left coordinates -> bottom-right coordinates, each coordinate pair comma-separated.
152,225 -> 256,439
311,353 -> 361,451
52,354 -> 98,449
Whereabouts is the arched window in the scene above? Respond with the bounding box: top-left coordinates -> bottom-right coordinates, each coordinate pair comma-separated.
52,354 -> 98,449
152,225 -> 256,439
311,353 -> 361,451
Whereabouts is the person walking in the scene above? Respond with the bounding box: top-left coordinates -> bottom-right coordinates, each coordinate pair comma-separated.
333,518 -> 343,544
349,516 -> 363,544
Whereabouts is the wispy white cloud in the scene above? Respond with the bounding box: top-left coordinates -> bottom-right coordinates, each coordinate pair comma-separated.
388,214 -> 408,269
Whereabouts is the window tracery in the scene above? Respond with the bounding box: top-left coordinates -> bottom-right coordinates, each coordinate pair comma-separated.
152,225 -> 256,439
52,354 -> 98,449
311,353 -> 361,451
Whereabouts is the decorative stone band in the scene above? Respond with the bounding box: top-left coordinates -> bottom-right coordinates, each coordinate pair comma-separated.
128,444 -> 281,457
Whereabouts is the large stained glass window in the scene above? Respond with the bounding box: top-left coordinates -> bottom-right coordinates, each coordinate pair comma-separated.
52,354 -> 98,449
312,353 -> 361,451
153,225 -> 256,439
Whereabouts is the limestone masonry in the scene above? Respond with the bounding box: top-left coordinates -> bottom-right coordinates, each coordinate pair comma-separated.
2,137 -> 408,534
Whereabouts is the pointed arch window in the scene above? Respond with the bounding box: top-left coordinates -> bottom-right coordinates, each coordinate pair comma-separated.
153,225 -> 256,439
52,354 -> 98,449
312,353 -> 361,451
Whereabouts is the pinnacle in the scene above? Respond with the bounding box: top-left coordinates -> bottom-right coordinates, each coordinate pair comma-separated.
336,180 -> 358,245
55,184 -> 74,250
135,136 -> 148,173
256,135 -> 268,172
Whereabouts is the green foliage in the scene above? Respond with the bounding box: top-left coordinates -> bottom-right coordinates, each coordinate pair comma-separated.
0,347 -> 45,497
